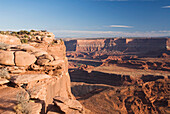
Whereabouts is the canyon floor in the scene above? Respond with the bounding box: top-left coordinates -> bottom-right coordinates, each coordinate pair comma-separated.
68,56 -> 170,114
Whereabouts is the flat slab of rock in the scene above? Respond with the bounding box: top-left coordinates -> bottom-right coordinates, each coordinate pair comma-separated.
0,35 -> 21,45
0,87 -> 28,114
0,51 -> 15,65
53,96 -> 83,113
46,60 -> 64,66
31,51 -> 48,58
15,51 -> 36,66
0,79 -> 9,85
36,58 -> 50,65
27,85 -> 47,100
10,74 -> 51,84
29,102 -> 42,114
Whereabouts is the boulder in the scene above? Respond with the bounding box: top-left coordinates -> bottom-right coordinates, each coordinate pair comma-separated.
0,79 -> 9,85
42,36 -> 54,43
31,51 -> 48,58
38,54 -> 54,62
27,85 -> 47,100
15,51 -> 36,66
53,96 -> 83,114
0,34 -> 21,45
29,102 -> 42,114
45,60 -> 64,66
10,74 -> 51,85
17,44 -> 36,52
0,51 -> 15,65
36,58 -> 50,65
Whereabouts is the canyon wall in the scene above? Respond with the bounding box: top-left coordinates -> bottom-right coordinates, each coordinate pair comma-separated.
0,34 -> 84,114
65,38 -> 170,56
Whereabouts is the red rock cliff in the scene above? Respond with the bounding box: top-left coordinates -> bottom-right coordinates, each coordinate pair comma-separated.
0,35 -> 84,114
65,38 -> 170,57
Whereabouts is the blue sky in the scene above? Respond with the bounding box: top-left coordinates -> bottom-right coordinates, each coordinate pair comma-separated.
0,0 -> 170,38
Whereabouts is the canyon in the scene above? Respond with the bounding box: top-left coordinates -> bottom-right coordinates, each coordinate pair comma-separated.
65,37 -> 170,114
0,32 -> 169,114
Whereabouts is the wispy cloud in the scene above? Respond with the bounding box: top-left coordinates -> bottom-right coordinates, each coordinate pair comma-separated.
108,25 -> 133,28
95,0 -> 128,1
50,30 -> 170,38
162,6 -> 170,8
95,0 -> 156,1
104,0 -> 128,1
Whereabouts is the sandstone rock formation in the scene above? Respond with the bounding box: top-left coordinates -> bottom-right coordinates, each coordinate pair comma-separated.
15,51 -> 37,66
53,96 -> 83,114
65,38 -> 170,57
0,34 -> 82,114
0,51 -> 15,65
0,34 -> 21,45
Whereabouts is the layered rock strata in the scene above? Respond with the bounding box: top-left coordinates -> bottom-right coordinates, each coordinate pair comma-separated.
65,38 -> 170,57
0,35 -> 84,114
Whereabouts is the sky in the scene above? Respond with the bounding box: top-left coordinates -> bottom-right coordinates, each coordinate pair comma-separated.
0,0 -> 170,38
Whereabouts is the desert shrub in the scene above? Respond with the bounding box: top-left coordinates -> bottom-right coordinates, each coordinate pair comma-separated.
18,30 -> 29,35
16,34 -> 20,38
5,31 -> 10,35
60,39 -> 63,42
0,68 -> 10,79
0,31 -> 5,34
11,31 -> 17,35
24,35 -> 29,38
47,35 -> 51,37
41,30 -> 47,32
60,39 -> 64,44
51,40 -> 58,45
21,39 -> 28,43
14,91 -> 31,114
30,29 -> 36,32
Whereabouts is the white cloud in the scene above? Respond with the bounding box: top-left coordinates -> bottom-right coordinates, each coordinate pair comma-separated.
162,6 -> 170,8
105,0 -> 128,1
159,30 -> 170,33
95,0 -> 128,1
108,25 -> 133,28
50,30 -> 170,38
95,0 -> 156,1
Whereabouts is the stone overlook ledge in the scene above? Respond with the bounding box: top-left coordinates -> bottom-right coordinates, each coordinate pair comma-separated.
0,31 -> 86,114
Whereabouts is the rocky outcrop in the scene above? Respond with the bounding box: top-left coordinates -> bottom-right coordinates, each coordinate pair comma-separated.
0,34 -> 82,114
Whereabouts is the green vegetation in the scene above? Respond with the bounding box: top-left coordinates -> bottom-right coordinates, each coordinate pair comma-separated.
0,31 -> 5,34
14,91 -> 31,114
47,35 -> 51,37
0,31 -> 10,35
11,31 -> 17,35
21,39 -> 28,44
30,29 -> 36,32
17,30 -> 30,35
24,35 -> 29,38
